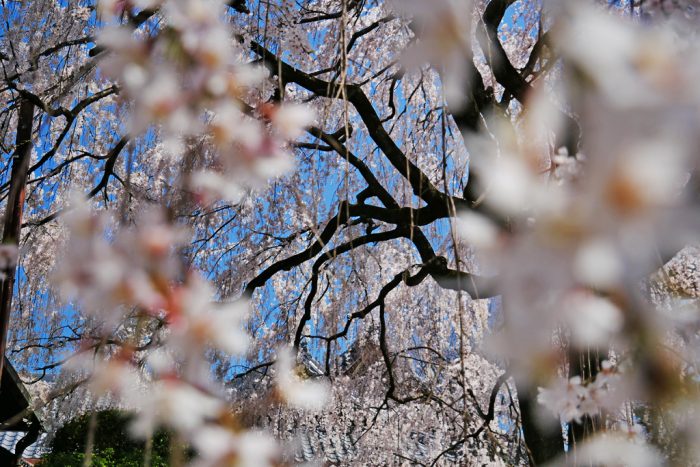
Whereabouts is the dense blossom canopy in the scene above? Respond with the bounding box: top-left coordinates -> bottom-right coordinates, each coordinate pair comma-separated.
1,0 -> 700,465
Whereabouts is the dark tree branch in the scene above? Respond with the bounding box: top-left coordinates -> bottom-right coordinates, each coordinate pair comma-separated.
251,40 -> 446,206
23,136 -> 129,227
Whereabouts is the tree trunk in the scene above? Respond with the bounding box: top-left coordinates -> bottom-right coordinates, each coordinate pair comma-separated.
518,384 -> 564,465
567,347 -> 604,446
0,98 -> 34,390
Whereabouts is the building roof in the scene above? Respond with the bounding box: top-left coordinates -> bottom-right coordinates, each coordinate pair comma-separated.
294,426 -> 357,463
0,431 -> 49,458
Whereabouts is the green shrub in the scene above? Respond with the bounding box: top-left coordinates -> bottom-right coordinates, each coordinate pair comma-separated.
40,409 -> 170,466
39,448 -> 169,467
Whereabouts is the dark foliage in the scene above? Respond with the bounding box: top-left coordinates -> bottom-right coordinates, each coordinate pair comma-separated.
40,409 -> 170,466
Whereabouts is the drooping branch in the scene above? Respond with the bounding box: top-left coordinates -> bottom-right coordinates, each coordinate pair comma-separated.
294,227 -> 410,347
251,40 -> 446,206
306,126 -> 399,209
23,136 -> 129,227
478,0 -> 579,154
480,0 -> 528,101
430,372 -> 510,465
244,201 -> 351,295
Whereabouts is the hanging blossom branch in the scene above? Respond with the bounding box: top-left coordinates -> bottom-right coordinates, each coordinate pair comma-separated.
49,0 -> 328,465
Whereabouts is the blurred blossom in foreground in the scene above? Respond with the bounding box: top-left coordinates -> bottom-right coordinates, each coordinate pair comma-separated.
190,427 -> 277,467
97,0 -> 315,206
447,2 -> 700,457
0,244 -> 18,279
391,0 -> 474,108
24,0 -> 700,463
54,197 -> 290,465
538,361 -> 623,424
274,346 -> 329,411
562,434 -> 664,467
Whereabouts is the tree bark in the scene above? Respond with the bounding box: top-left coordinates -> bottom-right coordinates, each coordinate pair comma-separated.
567,347 -> 604,446
518,384 -> 564,465
0,98 -> 34,390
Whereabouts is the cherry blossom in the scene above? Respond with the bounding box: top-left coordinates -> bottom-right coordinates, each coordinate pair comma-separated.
4,0 -> 700,465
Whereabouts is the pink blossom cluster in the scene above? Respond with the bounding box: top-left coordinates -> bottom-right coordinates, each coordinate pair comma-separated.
97,0 -> 314,204
48,1 -> 321,459
56,196 -> 328,464
55,199 -> 268,464
537,361 -> 622,423
448,1 -> 700,458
